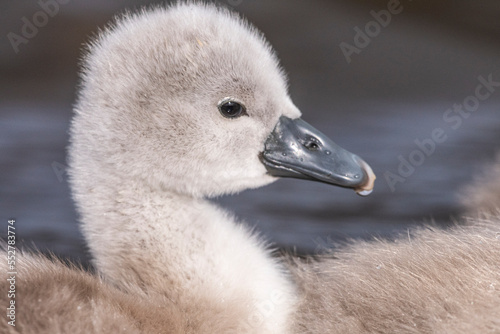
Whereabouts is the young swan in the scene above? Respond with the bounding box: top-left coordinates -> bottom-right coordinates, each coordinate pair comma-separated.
1,5 -> 499,333
69,3 -> 374,334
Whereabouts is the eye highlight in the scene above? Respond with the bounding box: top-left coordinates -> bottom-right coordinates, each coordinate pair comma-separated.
218,98 -> 247,119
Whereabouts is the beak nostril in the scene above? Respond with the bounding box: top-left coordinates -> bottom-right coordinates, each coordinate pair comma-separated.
304,141 -> 320,151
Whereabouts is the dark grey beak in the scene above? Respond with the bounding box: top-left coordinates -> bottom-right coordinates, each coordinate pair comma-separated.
261,116 -> 376,196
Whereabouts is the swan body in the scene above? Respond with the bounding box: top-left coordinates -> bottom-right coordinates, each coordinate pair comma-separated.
2,215 -> 500,334
1,3 -> 499,334
0,254 -> 185,333
291,219 -> 500,333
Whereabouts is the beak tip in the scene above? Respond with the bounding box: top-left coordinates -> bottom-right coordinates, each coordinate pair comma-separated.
354,158 -> 376,196
356,189 -> 373,197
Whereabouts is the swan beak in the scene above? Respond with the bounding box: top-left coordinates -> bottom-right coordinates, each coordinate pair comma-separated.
261,116 -> 376,196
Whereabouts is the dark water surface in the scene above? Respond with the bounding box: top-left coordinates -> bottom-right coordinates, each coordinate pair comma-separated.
1,0 -> 499,265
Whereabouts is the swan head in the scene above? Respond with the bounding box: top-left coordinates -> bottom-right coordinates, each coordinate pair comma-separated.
70,3 -> 375,198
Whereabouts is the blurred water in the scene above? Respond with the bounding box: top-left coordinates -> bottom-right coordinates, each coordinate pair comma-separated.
0,0 -> 499,265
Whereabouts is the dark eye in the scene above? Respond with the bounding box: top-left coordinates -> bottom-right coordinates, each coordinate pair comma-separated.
218,99 -> 247,118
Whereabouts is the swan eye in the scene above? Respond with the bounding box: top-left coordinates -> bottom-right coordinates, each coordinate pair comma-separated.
218,99 -> 247,118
